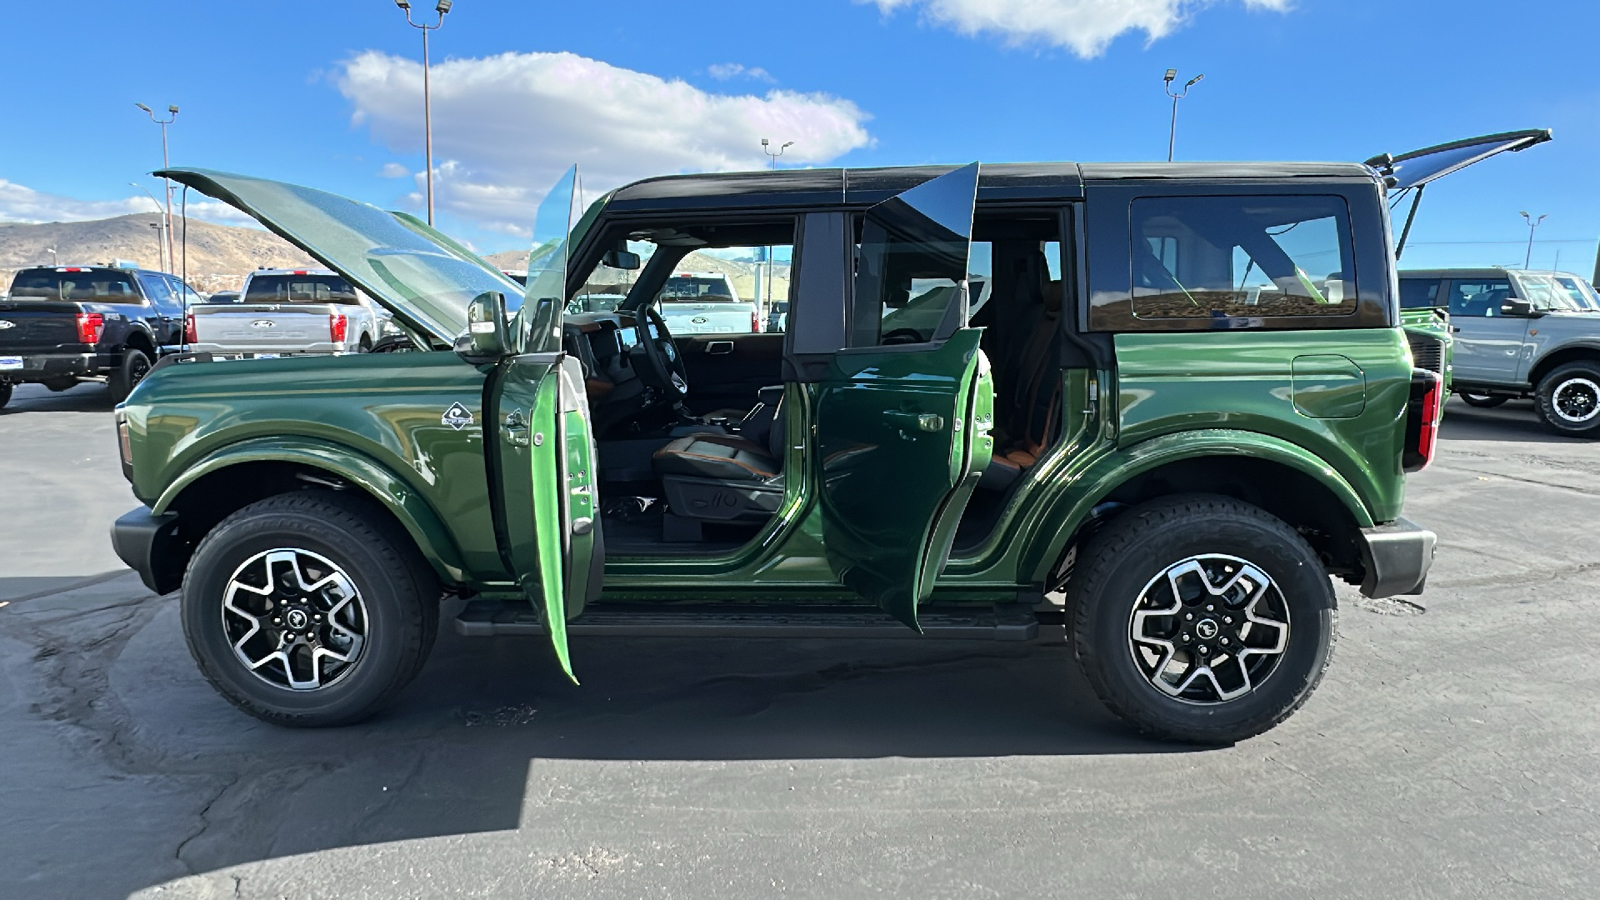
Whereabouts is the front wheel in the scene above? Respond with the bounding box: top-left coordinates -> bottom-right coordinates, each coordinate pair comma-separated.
1459,392 -> 1507,409
1070,495 -> 1336,745
181,491 -> 440,727
1534,362 -> 1600,438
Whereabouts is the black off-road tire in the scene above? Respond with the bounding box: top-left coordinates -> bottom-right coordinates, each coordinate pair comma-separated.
1458,392 -> 1507,409
109,347 -> 152,403
1070,494 -> 1337,745
181,490 -> 440,727
1534,361 -> 1600,438
358,335 -> 373,353
0,382 -> 12,410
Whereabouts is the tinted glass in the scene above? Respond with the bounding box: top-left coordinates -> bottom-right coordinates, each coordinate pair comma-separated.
518,166 -> 578,354
244,274 -> 359,305
1553,276 -> 1600,311
1446,279 -> 1513,317
850,163 -> 979,347
1131,196 -> 1357,320
8,268 -> 140,302
1399,278 -> 1443,310
660,276 -> 737,302
137,273 -> 176,308
1384,132 -> 1548,190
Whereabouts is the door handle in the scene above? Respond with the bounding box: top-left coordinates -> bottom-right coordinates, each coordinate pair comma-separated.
884,410 -> 944,433
706,340 -> 733,355
1450,326 -> 1461,333
502,410 -> 531,447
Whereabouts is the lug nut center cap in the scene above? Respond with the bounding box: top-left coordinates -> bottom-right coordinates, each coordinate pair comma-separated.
285,609 -> 309,631
1195,618 -> 1220,640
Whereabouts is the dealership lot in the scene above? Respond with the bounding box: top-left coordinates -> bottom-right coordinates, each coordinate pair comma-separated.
1,383 -> 1597,899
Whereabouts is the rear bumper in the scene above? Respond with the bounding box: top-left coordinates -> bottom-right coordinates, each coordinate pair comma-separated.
110,507 -> 185,595
1357,517 -> 1436,598
0,351 -> 102,382
188,342 -> 349,358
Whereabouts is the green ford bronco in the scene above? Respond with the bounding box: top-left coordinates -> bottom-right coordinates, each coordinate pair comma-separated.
108,134 -> 1540,743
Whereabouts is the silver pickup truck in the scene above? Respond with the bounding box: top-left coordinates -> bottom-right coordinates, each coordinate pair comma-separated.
187,268 -> 383,358
1400,267 -> 1600,436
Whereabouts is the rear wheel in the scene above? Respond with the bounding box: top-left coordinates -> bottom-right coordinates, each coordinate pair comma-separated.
109,348 -> 152,402
1459,392 -> 1507,409
1535,362 -> 1600,438
1070,495 -> 1336,745
358,335 -> 373,353
0,383 -> 11,410
181,491 -> 440,727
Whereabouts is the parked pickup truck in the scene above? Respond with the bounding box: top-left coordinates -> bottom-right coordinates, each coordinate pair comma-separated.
112,132 -> 1545,742
1399,267 -> 1600,436
0,262 -> 198,408
186,268 -> 381,358
656,272 -> 761,334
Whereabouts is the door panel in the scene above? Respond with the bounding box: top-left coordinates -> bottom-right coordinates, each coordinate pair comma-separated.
677,332 -> 786,414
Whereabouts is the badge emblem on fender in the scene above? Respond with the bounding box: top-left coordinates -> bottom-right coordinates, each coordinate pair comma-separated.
442,402 -> 474,431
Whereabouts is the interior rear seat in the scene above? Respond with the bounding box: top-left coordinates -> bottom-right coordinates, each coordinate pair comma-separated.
979,279 -> 1063,492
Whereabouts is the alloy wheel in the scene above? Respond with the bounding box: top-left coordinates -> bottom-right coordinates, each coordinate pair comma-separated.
1552,377 -> 1599,424
1127,554 -> 1290,704
222,548 -> 368,691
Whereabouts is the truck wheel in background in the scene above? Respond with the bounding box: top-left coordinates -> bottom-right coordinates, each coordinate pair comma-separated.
109,348 -> 151,403
1069,494 -> 1336,745
1534,361 -> 1600,438
181,490 -> 440,727
0,383 -> 11,410
1459,392 -> 1507,409
359,335 -> 373,353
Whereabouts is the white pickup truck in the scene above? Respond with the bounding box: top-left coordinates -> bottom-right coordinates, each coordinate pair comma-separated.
186,268 -> 384,358
656,272 -> 761,334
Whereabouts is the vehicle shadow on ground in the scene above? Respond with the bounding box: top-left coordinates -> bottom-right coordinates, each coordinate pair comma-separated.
88,597 -> 1195,881
1439,399 -> 1587,444
2,383 -> 116,414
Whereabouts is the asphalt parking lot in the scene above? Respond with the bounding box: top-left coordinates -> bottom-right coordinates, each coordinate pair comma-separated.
2,382 -> 1597,899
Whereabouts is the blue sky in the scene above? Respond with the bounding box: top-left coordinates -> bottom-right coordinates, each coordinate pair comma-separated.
2,0 -> 1596,273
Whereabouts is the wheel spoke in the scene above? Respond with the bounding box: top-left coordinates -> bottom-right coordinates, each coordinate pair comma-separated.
222,547 -> 367,693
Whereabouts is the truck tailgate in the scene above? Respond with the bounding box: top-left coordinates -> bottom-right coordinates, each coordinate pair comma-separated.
190,304 -> 334,353
0,301 -> 85,357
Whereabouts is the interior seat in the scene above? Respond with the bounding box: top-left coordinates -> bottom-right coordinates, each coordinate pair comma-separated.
652,389 -> 787,524
980,279 -> 1063,493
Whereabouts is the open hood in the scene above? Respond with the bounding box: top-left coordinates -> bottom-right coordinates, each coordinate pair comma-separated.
1366,129 -> 1551,191
158,168 -> 523,345
1362,129 -> 1552,259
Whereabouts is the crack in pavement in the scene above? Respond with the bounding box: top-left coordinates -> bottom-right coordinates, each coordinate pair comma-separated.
1434,463 -> 1600,497
174,774 -> 244,876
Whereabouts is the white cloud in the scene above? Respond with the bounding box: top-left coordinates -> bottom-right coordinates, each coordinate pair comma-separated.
378,162 -> 411,178
336,50 -> 873,236
708,63 -> 775,83
0,179 -> 257,227
865,0 -> 1291,57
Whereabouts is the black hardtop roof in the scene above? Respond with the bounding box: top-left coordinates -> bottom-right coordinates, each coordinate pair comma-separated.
606,161 -> 1380,213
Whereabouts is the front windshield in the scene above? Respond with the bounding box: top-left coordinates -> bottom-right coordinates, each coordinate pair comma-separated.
162,169 -> 522,342
1554,275 -> 1600,311
1515,273 -> 1599,312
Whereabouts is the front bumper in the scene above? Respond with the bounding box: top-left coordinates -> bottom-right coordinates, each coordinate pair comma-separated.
1357,517 -> 1436,598
0,351 -> 101,382
110,507 -> 185,595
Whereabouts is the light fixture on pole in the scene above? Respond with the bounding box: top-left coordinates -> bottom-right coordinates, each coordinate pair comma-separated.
129,182 -> 171,276
395,0 -> 452,226
1520,211 -> 1547,269
44,247 -> 57,266
134,102 -> 180,272
759,139 -> 794,323
1163,69 -> 1204,162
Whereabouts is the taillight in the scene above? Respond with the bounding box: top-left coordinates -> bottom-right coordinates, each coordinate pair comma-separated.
183,311 -> 197,343
751,310 -> 761,333
75,312 -> 104,345
330,312 -> 348,343
1402,369 -> 1443,472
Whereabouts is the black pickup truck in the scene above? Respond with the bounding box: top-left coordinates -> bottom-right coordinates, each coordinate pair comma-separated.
0,264 -> 198,409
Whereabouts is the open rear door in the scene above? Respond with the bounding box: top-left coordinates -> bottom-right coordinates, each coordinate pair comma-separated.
487,167 -> 602,681
1365,129 -> 1551,258
812,164 -> 995,629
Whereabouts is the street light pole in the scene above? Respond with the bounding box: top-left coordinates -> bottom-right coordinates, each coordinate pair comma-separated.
1520,211 -> 1547,269
1162,69 -> 1204,162
760,139 -> 794,323
44,247 -> 57,266
395,0 -> 452,226
134,103 -> 179,272
129,183 -> 171,275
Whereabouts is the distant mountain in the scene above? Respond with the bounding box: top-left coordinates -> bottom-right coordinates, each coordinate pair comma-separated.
0,214 -> 313,294
481,248 -> 790,308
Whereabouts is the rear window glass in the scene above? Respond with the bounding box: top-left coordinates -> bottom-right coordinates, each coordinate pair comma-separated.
1399,278 -> 1442,310
8,269 -> 140,302
659,276 -> 736,303
244,274 -> 360,305
1131,196 -> 1357,320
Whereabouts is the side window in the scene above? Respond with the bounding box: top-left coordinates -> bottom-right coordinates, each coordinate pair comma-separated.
850,218 -> 972,348
1399,278 -> 1442,310
165,275 -> 202,312
136,273 -> 175,310
1446,279 -> 1512,318
1131,195 -> 1357,320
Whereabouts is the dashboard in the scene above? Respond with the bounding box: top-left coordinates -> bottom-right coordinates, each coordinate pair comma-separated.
562,312 -> 654,435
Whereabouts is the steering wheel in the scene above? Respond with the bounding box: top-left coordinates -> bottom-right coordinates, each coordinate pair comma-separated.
635,306 -> 690,401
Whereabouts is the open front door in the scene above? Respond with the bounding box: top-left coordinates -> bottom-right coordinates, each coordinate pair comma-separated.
813,164 -> 995,629
488,167 -> 602,681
